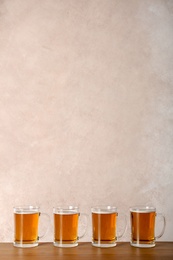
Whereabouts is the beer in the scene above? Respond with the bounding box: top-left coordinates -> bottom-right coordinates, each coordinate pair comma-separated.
14,212 -> 39,244
54,212 -> 79,244
92,212 -> 117,243
91,206 -> 119,247
53,206 -> 88,247
130,207 -> 156,247
13,206 -> 50,248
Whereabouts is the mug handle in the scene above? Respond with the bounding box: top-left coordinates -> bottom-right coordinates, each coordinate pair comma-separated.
38,212 -> 50,240
78,213 -> 89,239
117,213 -> 127,239
155,213 -> 166,239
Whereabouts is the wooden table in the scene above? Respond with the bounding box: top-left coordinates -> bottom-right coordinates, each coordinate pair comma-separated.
0,242 -> 172,259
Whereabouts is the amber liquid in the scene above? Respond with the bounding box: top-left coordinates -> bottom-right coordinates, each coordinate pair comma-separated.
92,212 -> 116,243
131,211 -> 156,244
54,213 -> 79,243
14,212 -> 39,244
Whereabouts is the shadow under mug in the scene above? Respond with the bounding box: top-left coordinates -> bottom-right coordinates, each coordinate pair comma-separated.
13,206 -> 50,248
53,206 -> 88,248
130,206 -> 166,248
91,206 -> 127,248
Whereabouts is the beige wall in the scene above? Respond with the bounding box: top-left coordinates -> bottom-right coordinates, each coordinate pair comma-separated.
0,0 -> 173,242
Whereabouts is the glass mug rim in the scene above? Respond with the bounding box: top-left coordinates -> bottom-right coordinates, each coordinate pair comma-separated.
130,205 -> 156,213
91,205 -> 117,213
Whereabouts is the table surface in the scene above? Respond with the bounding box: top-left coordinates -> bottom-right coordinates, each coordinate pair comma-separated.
0,242 -> 173,260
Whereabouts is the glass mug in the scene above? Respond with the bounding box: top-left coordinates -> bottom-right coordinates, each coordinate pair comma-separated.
53,206 -> 88,247
130,206 -> 166,248
91,206 -> 127,248
13,206 -> 50,248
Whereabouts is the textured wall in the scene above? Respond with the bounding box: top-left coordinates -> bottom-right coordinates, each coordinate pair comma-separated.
0,0 -> 173,242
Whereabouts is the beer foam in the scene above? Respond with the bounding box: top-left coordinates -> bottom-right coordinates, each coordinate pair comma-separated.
130,207 -> 156,213
14,206 -> 39,214
91,206 -> 117,214
14,211 -> 39,214
54,210 -> 78,215
92,209 -> 117,214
